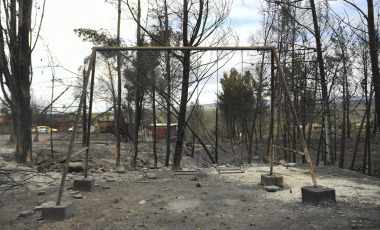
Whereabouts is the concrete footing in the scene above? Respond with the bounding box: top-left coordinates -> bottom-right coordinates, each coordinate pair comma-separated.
73,177 -> 95,192
41,201 -> 74,220
261,174 -> 283,187
301,186 -> 336,204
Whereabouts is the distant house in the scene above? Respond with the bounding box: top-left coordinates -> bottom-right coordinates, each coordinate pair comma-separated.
58,121 -> 73,133
146,123 -> 177,142
94,112 -> 131,139
0,116 -> 11,134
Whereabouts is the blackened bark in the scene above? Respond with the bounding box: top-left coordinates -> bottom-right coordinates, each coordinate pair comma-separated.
164,0 -> 171,167
351,107 -> 367,171
152,71 -> 158,169
310,0 -> 333,165
171,0 -> 228,169
172,0 -> 189,170
367,0 -> 380,134
366,99 -> 371,175
115,0 -> 122,167
164,52 -> 171,167
247,116 -> 257,164
9,0 -> 33,163
339,48 -> 347,168
173,49 -> 190,170
132,0 -> 143,169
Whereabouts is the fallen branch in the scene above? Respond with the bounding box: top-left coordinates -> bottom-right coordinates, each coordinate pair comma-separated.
0,166 -> 55,191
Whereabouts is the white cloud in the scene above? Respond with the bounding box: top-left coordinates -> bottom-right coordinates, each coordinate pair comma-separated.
31,0 -> 137,110
189,83 -> 219,105
235,22 -> 262,46
230,1 -> 262,23
29,0 -> 265,111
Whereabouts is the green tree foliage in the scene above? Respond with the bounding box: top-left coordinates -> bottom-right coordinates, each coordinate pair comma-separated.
218,68 -> 255,139
187,102 -> 205,139
74,28 -> 119,59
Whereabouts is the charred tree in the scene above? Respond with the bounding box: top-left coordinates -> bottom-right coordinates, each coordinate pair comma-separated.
310,0 -> 333,165
0,1 -> 33,163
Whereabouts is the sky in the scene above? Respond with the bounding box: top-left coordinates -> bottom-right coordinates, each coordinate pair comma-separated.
30,0 -> 262,113
29,0 -> 368,113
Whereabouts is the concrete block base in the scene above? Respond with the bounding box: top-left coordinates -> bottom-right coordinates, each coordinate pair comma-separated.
301,186 -> 336,205
261,174 -> 283,187
73,177 -> 95,192
41,201 -> 74,221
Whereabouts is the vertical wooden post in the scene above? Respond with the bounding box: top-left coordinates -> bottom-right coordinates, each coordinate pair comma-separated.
82,69 -> 87,147
272,48 -> 318,188
56,49 -> 96,206
269,50 -> 275,175
215,51 -> 219,164
215,108 -> 218,164
85,57 -> 96,178
50,68 -> 55,158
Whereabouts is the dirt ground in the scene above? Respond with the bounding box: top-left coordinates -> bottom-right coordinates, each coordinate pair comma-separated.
1,134 -> 380,229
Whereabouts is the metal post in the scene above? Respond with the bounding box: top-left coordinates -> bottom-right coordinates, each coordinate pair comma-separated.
272,48 -> 318,188
270,50 -> 275,175
56,49 -> 96,206
85,57 -> 96,178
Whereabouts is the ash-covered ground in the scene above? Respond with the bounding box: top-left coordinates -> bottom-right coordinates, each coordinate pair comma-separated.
1,135 -> 380,229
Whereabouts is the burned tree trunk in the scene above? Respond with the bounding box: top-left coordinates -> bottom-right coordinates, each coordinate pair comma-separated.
310,0 -> 333,165
367,0 -> 380,134
0,0 -> 33,163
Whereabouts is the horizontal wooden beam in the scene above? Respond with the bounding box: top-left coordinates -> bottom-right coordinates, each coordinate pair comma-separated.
273,145 -> 305,156
94,46 -> 276,52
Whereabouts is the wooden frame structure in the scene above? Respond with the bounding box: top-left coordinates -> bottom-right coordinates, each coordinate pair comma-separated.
56,46 -> 318,206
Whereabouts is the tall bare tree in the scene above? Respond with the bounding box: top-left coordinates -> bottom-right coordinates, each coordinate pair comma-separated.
0,1 -> 34,163
366,0 -> 380,134
172,0 -> 231,170
309,0 -> 333,165
330,24 -> 353,168
131,0 -> 144,169
338,0 -> 380,132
